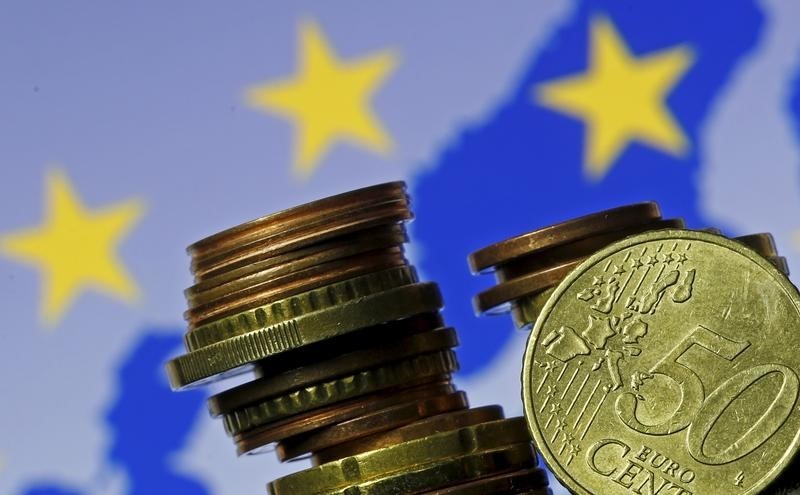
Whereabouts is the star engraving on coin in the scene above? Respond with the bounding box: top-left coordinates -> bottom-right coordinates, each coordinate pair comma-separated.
524,230 -> 800,495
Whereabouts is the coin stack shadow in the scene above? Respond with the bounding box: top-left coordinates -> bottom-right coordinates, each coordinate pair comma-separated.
165,182 -> 552,495
468,202 -> 789,328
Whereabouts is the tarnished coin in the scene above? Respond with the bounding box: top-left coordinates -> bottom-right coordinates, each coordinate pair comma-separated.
523,229 -> 800,495
269,417 -> 530,494
469,203 -> 661,273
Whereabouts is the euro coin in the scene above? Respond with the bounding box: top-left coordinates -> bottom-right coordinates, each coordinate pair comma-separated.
523,229 -> 800,495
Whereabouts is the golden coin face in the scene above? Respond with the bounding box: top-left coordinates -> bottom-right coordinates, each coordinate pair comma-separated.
523,230 -> 800,495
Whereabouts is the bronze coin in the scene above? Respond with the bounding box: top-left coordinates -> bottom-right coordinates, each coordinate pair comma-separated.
468,203 -> 661,273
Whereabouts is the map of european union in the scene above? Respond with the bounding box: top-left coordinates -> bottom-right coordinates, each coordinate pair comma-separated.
2,1 -> 799,494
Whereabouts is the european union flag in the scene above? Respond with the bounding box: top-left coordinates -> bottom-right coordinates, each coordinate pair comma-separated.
3,1 -> 800,494
414,0 -> 763,379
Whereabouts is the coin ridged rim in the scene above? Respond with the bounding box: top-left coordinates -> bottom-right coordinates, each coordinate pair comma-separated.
276,391 -> 468,461
209,327 -> 458,416
523,229 -> 800,495
313,405 -> 505,464
222,350 -> 459,436
192,201 -> 411,280
509,233 -> 788,329
430,467 -> 551,495
292,444 -> 538,495
189,182 -> 407,258
186,265 -> 418,350
268,417 -> 530,494
185,224 -> 407,304
166,282 -> 443,389
234,381 -> 456,454
186,248 -> 408,328
468,202 -> 661,273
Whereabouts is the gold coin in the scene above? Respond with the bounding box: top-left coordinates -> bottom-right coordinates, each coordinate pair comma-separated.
275,391 -> 468,462
222,350 -> 459,437
186,265 -> 418,350
468,203 -> 661,273
233,381 -> 455,454
428,467 -> 551,495
208,327 -> 458,416
186,248 -> 408,328
290,444 -> 538,495
314,406 -> 506,464
165,282 -> 443,389
474,220 -> 684,314
523,229 -> 800,495
511,232 -> 789,329
268,417 -> 530,495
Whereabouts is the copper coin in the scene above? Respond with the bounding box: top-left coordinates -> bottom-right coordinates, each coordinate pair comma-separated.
313,406 -> 505,463
186,248 -> 408,328
468,203 -> 661,273
208,327 -> 459,416
276,391 -> 468,462
233,380 -> 455,455
189,182 -> 407,263
426,467 -> 551,494
192,200 -> 410,280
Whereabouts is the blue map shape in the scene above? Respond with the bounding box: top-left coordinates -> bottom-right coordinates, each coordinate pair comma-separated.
791,54 -> 800,146
412,0 -> 764,376
20,331 -> 209,495
20,1 -> 771,493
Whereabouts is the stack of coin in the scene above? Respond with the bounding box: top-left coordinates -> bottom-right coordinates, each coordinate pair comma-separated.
166,182 -> 551,494
469,203 -> 789,329
470,204 -> 800,495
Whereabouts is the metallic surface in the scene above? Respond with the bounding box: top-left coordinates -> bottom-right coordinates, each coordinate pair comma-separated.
523,229 -> 800,495
274,444 -> 538,495
269,418 -> 530,494
167,181 -> 549,493
222,350 -> 459,436
468,203 -> 661,273
276,391 -> 469,461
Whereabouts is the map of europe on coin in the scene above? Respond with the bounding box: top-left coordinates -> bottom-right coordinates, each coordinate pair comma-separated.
524,230 -> 800,494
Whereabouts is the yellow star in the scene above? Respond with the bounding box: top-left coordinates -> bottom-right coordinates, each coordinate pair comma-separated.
0,169 -> 145,327
535,16 -> 694,179
247,20 -> 398,178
